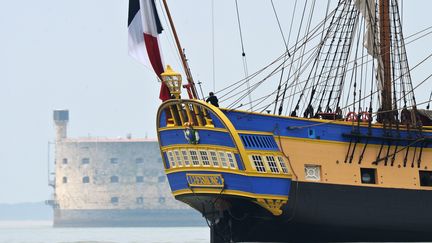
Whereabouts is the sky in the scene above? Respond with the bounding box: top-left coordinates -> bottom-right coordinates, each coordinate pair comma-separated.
0,0 -> 431,203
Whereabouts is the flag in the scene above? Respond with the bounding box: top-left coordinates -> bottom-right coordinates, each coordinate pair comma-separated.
128,0 -> 171,101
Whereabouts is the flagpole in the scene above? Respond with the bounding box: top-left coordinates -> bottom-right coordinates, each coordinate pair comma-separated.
161,0 -> 199,99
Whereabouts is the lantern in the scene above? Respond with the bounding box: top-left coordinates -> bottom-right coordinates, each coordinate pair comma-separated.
161,65 -> 182,99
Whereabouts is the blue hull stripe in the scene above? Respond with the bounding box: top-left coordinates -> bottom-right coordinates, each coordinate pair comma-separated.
225,111 -> 432,148
167,171 -> 291,197
160,129 -> 235,147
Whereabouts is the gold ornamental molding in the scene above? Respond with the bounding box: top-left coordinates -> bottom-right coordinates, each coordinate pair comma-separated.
255,198 -> 287,216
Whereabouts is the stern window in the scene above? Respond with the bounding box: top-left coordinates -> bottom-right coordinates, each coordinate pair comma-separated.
167,151 -> 176,168
209,151 -> 219,167
174,150 -> 183,167
226,152 -> 236,169
190,150 -> 200,166
199,150 -> 211,166
251,155 -> 266,172
181,150 -> 191,166
266,156 -> 279,173
219,152 -> 228,168
277,156 -> 289,174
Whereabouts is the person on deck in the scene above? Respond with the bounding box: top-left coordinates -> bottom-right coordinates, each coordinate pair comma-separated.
206,92 -> 219,107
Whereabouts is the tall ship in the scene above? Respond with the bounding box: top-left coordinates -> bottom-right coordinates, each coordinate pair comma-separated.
128,0 -> 432,242
47,110 -> 203,227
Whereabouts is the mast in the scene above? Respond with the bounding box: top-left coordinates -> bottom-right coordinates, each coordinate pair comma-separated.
161,0 -> 199,99
379,0 -> 392,115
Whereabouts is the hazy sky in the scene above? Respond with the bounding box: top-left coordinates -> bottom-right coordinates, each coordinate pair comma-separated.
1,0 -> 431,203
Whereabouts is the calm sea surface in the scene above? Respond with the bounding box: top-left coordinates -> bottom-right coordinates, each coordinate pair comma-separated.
0,221 -> 209,243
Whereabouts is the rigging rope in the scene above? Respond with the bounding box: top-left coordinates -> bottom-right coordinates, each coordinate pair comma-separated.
211,0 -> 216,92
234,0 -> 252,109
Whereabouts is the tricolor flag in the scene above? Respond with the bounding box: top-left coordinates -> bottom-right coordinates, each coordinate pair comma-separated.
128,0 -> 170,101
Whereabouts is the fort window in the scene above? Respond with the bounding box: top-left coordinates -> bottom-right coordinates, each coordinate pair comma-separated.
305,165 -> 321,181
81,158 -> 90,164
360,168 -> 376,184
227,152 -> 236,169
136,197 -> 144,204
136,176 -> 144,183
82,176 -> 90,183
159,197 -> 166,203
62,177 -> 67,183
135,158 -> 144,164
62,158 -> 68,164
110,176 -> 119,183
266,156 -> 279,173
111,197 -> 119,204
158,175 -> 166,183
419,171 -> 432,187
110,158 -> 119,164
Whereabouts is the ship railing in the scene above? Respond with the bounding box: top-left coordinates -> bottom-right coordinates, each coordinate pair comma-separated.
164,100 -> 214,128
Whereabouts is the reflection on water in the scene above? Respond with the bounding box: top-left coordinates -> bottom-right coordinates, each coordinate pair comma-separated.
0,221 -> 209,243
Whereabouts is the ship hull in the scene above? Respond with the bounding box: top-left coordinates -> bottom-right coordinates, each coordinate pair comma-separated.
178,181 -> 432,242
156,100 -> 432,242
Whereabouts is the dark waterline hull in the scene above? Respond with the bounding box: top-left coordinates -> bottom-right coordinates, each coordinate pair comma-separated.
179,181 -> 432,242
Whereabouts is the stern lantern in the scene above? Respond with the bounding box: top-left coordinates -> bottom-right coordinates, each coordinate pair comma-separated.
162,65 -> 182,99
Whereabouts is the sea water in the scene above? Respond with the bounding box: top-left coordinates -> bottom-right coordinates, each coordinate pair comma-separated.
0,221 -> 209,243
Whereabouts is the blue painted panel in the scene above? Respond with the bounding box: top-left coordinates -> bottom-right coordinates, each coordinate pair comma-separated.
159,110 -> 167,127
167,171 -> 291,197
235,154 -> 244,171
160,129 -> 235,147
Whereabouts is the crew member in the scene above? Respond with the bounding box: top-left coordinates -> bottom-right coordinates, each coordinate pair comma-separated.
206,92 -> 219,107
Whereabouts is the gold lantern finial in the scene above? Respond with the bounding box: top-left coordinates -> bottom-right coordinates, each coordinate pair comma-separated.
161,65 -> 182,99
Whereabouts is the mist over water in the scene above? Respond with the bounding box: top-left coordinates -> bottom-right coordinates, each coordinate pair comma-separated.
0,222 -> 209,243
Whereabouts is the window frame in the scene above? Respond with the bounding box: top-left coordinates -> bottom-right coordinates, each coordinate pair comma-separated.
209,150 -> 220,167
265,155 -> 280,173
167,150 -> 176,168
174,150 -> 183,167
226,152 -> 237,169
251,155 -> 266,172
277,156 -> 289,174
181,149 -> 191,167
189,149 -> 201,167
199,150 -> 211,167
218,151 -> 228,168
